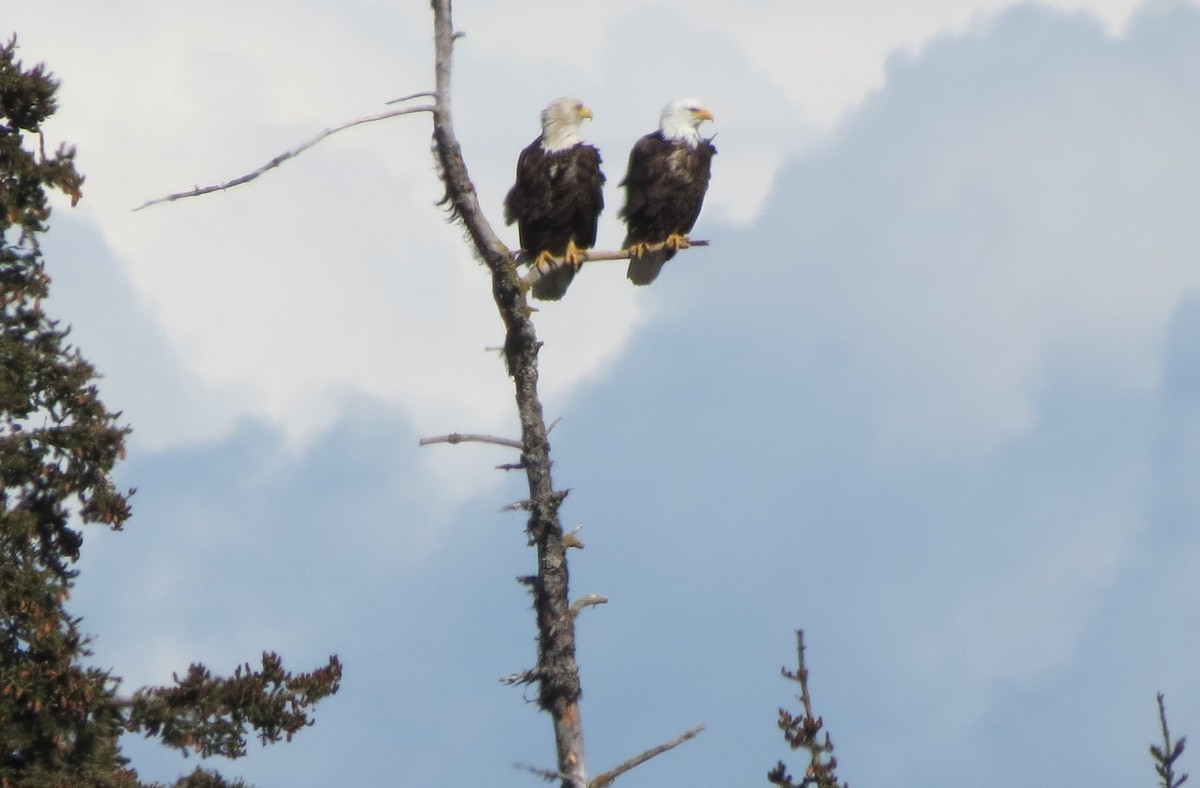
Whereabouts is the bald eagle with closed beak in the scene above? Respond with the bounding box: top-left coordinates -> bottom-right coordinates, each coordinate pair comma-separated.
504,97 -> 605,301
619,99 -> 716,285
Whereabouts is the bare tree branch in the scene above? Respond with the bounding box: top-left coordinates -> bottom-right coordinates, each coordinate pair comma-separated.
569,594 -> 607,618
588,724 -> 706,788
501,669 -> 541,687
515,762 -> 573,783
134,103 -> 434,210
386,91 -> 437,105
520,241 -> 710,292
523,240 -> 710,266
418,432 -> 523,450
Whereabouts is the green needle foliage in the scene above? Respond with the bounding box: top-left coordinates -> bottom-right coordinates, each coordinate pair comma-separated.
0,38 -> 341,788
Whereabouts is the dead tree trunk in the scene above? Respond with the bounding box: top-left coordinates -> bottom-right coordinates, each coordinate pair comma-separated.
427,2 -> 588,784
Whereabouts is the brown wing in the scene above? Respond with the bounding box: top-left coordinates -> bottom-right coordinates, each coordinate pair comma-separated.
504,139 -> 605,259
620,133 -> 716,284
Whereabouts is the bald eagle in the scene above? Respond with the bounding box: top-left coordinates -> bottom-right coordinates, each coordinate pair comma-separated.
619,99 -> 716,285
504,97 -> 605,301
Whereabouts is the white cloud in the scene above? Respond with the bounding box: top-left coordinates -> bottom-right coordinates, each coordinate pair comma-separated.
9,0 -> 1173,460
736,1 -> 1200,468
465,0 -> 1156,127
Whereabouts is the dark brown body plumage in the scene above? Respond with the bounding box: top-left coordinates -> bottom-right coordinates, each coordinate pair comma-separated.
620,132 -> 716,285
504,139 -> 605,300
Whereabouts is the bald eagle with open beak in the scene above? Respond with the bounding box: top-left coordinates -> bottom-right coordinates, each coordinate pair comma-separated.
504,97 -> 606,301
619,99 -> 716,286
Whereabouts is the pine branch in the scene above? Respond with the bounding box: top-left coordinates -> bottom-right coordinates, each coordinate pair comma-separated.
769,630 -> 846,788
1153,693 -> 1190,788
123,652 -> 343,759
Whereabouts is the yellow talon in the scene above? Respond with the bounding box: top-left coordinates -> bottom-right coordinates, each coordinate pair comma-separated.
665,233 -> 690,252
627,241 -> 649,259
563,240 -> 586,268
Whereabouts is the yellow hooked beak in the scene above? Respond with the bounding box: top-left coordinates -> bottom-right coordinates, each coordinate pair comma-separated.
578,104 -> 594,121
692,106 -> 714,122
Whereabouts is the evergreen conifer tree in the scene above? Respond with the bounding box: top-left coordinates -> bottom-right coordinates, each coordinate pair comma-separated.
0,38 -> 341,788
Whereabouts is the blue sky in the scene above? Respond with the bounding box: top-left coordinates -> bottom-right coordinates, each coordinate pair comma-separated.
8,1 -> 1200,785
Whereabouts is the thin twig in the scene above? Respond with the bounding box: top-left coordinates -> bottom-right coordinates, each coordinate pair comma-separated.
569,594 -> 607,618
521,241 -> 710,291
134,103 -> 434,210
771,630 -> 844,788
589,724 -> 706,788
1153,692 -> 1190,788
501,669 -> 541,686
386,91 -> 437,105
795,631 -> 821,729
514,763 -> 573,783
582,239 -> 709,263
418,432 -> 523,450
